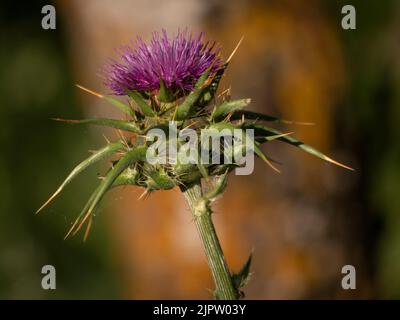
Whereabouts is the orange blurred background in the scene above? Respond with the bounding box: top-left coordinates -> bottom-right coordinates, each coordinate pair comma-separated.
1,0 -> 399,299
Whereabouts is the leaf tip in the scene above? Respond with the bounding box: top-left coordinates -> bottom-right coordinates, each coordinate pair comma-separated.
35,190 -> 62,215
227,35 -> 244,63
76,84 -> 104,98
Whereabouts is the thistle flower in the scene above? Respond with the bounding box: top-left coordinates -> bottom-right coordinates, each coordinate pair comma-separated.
39,30 -> 353,300
104,30 -> 222,98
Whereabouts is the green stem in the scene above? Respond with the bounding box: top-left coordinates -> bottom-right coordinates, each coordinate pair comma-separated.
182,183 -> 238,300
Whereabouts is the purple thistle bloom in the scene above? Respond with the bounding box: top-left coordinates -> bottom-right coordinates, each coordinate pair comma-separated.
103,30 -> 222,97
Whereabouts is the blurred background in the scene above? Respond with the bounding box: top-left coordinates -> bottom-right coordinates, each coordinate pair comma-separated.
0,0 -> 399,299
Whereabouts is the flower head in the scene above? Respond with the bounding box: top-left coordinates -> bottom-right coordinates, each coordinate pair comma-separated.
104,30 -> 222,97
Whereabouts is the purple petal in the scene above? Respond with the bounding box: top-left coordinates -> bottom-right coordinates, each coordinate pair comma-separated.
103,29 -> 223,96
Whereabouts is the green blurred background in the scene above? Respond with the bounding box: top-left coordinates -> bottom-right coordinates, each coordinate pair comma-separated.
0,0 -> 399,299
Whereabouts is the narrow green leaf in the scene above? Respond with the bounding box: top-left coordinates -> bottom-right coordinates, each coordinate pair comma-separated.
104,96 -> 136,119
36,140 -> 125,214
127,90 -> 155,117
232,252 -> 253,290
241,122 -> 354,170
52,118 -> 142,133
230,110 -> 314,125
261,132 -> 293,142
204,170 -> 229,201
211,98 -> 251,121
65,145 -> 148,238
64,184 -> 101,240
253,141 -> 280,173
199,64 -> 227,106
75,85 -> 135,118
175,69 -> 210,120
157,79 -> 173,102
